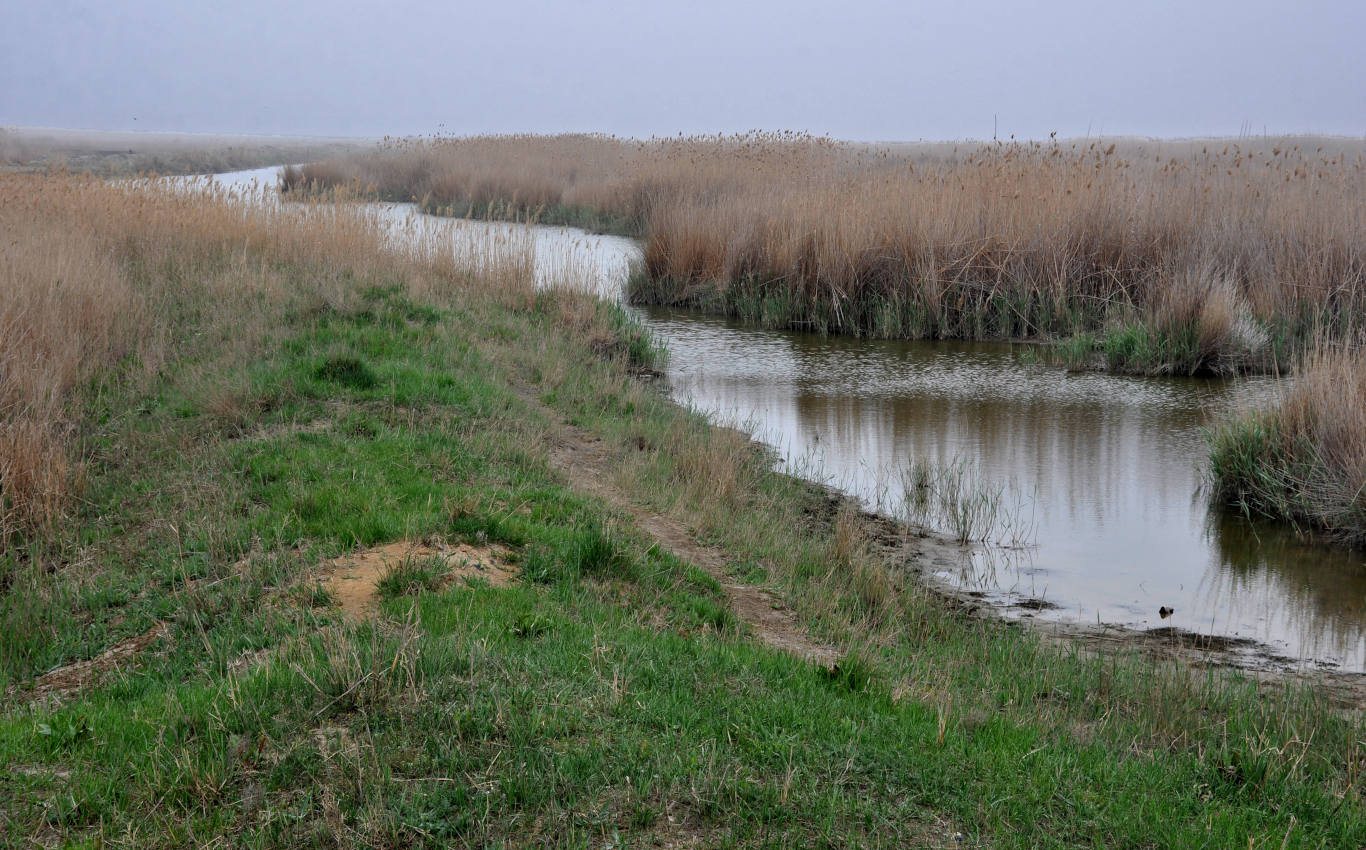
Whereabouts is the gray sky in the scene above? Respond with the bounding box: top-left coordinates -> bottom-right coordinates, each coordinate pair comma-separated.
4,0 -> 1364,140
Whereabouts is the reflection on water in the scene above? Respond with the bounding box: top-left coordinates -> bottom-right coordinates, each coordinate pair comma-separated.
200,167 -> 1366,671
644,308 -> 1366,671
1205,512 -> 1366,666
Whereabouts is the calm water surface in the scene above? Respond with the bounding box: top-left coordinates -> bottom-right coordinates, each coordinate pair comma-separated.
205,167 -> 1366,671
645,311 -> 1366,671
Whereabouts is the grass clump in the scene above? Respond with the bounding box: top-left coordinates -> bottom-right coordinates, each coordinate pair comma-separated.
1211,344 -> 1366,544
375,555 -> 450,599
312,355 -> 378,389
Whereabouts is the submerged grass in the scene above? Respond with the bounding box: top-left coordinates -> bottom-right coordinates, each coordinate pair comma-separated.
900,457 -> 1037,546
0,170 -> 1363,846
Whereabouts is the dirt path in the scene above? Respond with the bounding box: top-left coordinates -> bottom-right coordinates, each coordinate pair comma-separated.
520,379 -> 1366,708
29,622 -> 169,700
546,426 -> 841,668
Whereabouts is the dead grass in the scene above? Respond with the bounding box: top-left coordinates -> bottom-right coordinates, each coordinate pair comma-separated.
1,126 -> 366,177
301,133 -> 1366,355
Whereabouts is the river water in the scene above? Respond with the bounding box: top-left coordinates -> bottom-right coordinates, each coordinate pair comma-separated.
202,166 -> 1366,672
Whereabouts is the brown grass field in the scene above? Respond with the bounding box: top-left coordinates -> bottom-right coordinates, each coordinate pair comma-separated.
0,126 -> 367,177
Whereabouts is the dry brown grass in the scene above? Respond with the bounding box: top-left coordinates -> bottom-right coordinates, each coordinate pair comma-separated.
302,133 -> 1366,358
0,170 -> 540,549
1211,341 -> 1366,542
1,126 -> 366,177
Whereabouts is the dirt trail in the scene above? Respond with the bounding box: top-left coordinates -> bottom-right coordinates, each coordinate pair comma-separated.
546,425 -> 841,668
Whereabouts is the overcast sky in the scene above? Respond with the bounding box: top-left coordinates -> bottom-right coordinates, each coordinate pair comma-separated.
3,0 -> 1363,141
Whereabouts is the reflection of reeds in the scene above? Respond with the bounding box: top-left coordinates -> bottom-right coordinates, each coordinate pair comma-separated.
899,456 -> 1037,546
299,133 -> 1366,374
1203,508 -> 1366,663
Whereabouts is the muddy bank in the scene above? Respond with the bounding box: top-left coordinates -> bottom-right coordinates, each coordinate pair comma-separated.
789,469 -> 1366,710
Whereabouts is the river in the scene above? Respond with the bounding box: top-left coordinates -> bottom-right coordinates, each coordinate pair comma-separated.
200,166 -> 1366,672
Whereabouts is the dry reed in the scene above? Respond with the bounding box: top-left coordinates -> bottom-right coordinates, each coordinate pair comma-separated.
1210,343 -> 1366,543
301,133 -> 1366,371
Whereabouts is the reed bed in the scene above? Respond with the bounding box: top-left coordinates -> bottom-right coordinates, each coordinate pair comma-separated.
299,132 -> 1366,375
1,126 -> 365,177
1210,343 -> 1366,544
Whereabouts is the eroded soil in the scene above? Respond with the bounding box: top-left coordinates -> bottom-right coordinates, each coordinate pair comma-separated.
29,622 -> 169,701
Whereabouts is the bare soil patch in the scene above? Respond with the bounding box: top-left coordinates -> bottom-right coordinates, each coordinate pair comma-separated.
317,540 -> 517,619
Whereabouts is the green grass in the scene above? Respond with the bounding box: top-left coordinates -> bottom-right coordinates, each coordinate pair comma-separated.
375,555 -> 451,600
1,265 -> 1362,847
419,198 -> 646,238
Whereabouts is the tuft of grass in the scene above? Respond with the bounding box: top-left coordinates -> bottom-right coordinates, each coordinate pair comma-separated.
313,355 -> 378,390
375,554 -> 450,599
900,456 -> 1036,545
1210,344 -> 1366,544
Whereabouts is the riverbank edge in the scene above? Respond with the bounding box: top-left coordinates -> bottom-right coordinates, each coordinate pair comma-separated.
779,473 -> 1366,707
2,176 -> 1363,842
280,172 -> 1365,559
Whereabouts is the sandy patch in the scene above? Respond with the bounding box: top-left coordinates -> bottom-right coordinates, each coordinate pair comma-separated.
316,540 -> 517,619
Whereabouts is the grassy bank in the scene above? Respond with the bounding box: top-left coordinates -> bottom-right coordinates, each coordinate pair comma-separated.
297,132 -> 1366,376
1211,344 -> 1366,545
2,171 -> 1364,847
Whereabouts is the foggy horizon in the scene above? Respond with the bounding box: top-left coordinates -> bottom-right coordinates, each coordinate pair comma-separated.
4,0 -> 1365,142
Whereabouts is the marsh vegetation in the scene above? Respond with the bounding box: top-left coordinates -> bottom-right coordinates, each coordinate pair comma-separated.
0,127 -> 367,177
298,133 -> 1366,374
1,153 -> 1363,845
